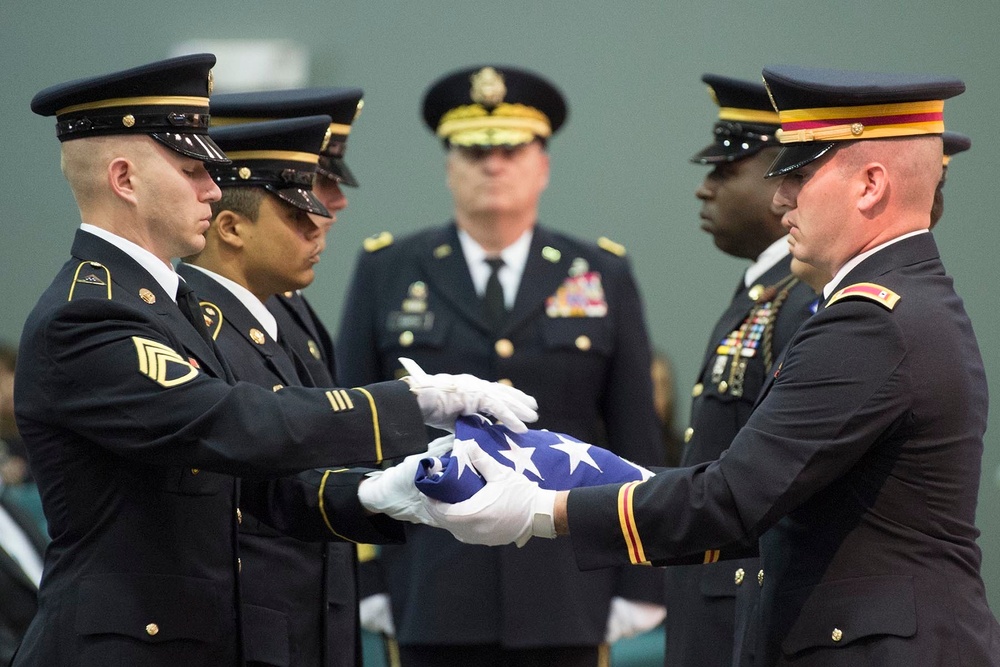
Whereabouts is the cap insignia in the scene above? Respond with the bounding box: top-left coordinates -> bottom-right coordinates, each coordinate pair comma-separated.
354,99 -> 364,121
321,127 -> 333,153
470,67 -> 507,107
207,69 -> 214,96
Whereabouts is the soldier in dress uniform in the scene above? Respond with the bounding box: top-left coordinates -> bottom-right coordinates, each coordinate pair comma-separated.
209,87 -> 364,384
14,54 -> 536,667
179,115 -> 395,667
413,65 -> 1000,667
208,88 -> 374,667
663,73 -> 817,667
335,64 -> 665,667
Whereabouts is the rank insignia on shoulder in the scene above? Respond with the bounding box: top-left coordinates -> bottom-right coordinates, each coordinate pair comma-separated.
597,236 -> 626,257
363,231 -> 394,253
68,261 -> 112,301
826,282 -> 900,311
133,337 -> 198,388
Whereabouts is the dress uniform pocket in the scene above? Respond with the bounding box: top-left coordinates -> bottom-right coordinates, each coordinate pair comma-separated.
242,603 -> 291,666
698,560 -> 741,599
378,316 -> 451,354
75,572 -> 227,665
778,574 -> 916,657
75,572 -> 225,641
540,318 -> 613,356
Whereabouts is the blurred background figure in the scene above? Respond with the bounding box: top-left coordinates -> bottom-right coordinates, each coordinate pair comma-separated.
650,349 -> 682,468
337,63 -> 665,667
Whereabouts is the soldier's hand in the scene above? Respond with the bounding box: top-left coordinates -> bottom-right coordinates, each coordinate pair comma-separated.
421,438 -> 557,547
398,357 -> 538,433
358,434 -> 454,523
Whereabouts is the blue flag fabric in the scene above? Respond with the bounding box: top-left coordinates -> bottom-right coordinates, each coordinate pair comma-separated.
415,414 -> 653,503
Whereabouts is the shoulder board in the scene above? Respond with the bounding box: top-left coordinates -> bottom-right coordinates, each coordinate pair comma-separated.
826,282 -> 900,311
198,301 -> 224,341
68,261 -> 112,301
597,236 -> 626,257
363,232 -> 394,253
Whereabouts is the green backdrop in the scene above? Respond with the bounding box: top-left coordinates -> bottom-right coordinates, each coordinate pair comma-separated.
3,0 -> 998,633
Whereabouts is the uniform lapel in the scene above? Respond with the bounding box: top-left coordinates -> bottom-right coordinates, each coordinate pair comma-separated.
70,232 -> 228,378
695,255 -> 795,380
503,227 -> 572,335
417,224 -> 492,334
178,265 -> 301,387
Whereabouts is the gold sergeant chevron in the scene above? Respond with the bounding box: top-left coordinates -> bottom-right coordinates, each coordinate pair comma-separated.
133,337 -> 199,387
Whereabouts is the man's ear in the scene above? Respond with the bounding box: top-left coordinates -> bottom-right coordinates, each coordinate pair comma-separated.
213,210 -> 247,249
107,157 -> 137,204
857,162 -> 889,215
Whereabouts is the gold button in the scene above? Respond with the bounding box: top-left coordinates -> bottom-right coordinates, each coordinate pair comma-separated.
575,335 -> 592,351
718,380 -> 729,394
495,339 -> 514,358
498,378 -> 513,387
692,383 -> 704,397
684,427 -> 694,443
283,291 -> 294,298
757,569 -> 764,586
190,468 -> 199,475
237,508 -> 243,525
831,628 -> 843,642
146,623 -> 159,636
734,568 -> 745,585
399,330 -> 414,347
238,558 -> 242,573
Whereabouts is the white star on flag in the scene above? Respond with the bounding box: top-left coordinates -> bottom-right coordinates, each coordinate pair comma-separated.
500,434 -> 543,479
550,434 -> 603,475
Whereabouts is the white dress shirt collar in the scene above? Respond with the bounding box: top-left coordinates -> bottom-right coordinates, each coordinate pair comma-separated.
457,227 -> 534,309
744,235 -> 792,288
81,224 -> 180,300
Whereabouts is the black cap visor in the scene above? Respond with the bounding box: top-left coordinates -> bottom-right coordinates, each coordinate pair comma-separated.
317,155 -> 358,187
765,142 -> 837,178
266,185 -> 331,217
152,131 -> 230,164
689,122 -> 777,164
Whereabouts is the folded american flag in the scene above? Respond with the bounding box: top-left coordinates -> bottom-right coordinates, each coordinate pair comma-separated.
415,414 -> 654,503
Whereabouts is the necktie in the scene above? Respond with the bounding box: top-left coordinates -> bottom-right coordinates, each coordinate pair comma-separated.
482,257 -> 507,332
176,281 -> 215,346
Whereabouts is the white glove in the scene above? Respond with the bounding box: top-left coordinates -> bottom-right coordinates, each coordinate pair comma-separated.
358,434 -> 454,523
604,597 -> 667,643
398,357 -> 538,433
422,438 -> 557,547
359,593 -> 396,636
